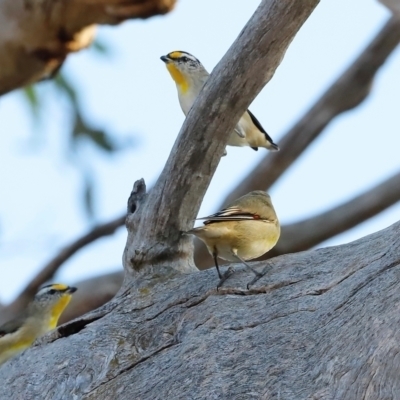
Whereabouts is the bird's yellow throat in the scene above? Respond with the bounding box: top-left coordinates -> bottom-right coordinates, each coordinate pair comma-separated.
166,63 -> 189,93
48,295 -> 72,329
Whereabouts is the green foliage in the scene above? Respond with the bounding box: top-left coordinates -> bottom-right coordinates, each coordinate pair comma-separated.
22,86 -> 40,118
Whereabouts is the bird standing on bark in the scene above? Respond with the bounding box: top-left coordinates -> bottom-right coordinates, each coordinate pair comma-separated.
160,51 -> 279,154
0,284 -> 77,366
187,191 -> 280,287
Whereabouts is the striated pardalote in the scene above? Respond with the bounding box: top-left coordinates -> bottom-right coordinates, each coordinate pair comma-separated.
188,191 -> 280,287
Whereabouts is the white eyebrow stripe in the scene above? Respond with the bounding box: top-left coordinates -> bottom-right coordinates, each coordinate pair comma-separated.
36,287 -> 52,296
171,51 -> 200,63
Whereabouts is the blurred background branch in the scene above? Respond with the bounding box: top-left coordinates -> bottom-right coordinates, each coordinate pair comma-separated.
268,170 -> 400,257
0,215 -> 125,325
0,0 -> 176,94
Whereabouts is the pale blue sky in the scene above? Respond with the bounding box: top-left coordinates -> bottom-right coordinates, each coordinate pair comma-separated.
0,0 -> 399,302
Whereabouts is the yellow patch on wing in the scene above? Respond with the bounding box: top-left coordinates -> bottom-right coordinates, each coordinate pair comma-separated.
166,63 -> 188,93
51,283 -> 69,291
48,295 -> 72,329
168,51 -> 183,59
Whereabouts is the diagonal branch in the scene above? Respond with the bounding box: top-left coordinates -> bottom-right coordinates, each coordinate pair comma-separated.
379,0 -> 400,15
0,215 -> 125,324
123,0 -> 320,278
222,16 -> 400,206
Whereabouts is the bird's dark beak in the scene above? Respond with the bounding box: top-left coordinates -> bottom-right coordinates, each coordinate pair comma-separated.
67,286 -> 77,294
160,55 -> 170,63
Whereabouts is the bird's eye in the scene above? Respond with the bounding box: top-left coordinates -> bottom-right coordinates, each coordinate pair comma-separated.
181,56 -> 188,62
48,289 -> 56,295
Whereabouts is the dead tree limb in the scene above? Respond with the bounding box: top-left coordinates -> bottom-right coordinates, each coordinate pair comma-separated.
0,0 -> 176,95
1,220 -> 400,398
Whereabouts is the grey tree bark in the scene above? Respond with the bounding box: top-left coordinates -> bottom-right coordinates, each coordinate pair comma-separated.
1,219 -> 400,399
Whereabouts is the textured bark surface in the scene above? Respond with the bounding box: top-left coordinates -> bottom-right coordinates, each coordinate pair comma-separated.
59,270 -> 123,324
1,221 -> 399,399
0,0 -> 176,94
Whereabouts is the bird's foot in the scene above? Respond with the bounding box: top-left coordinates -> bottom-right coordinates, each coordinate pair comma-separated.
246,264 -> 272,290
217,267 -> 235,290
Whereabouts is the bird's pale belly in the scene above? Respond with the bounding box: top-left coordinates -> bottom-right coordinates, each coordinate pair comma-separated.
216,237 -> 277,262
201,220 -> 280,262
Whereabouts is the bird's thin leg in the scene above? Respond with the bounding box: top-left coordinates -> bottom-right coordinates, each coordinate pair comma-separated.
231,251 -> 262,278
213,252 -> 222,279
217,267 -> 235,290
213,251 -> 234,289
246,263 -> 273,289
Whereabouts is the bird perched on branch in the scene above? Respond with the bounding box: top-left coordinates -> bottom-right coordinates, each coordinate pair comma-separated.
0,284 -> 77,366
187,191 -> 280,288
160,51 -> 279,154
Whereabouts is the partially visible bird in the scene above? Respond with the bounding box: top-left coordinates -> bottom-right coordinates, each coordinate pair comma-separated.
160,51 -> 279,153
0,284 -> 77,366
187,191 -> 280,287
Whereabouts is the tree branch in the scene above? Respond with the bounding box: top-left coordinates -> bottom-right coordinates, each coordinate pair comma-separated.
222,16 -> 400,206
0,214 -> 125,325
123,0 -> 320,278
379,0 -> 400,15
2,219 -> 400,398
269,170 -> 400,256
0,0 -> 176,95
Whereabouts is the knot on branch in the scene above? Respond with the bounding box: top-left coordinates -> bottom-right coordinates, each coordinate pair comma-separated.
127,178 -> 147,215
